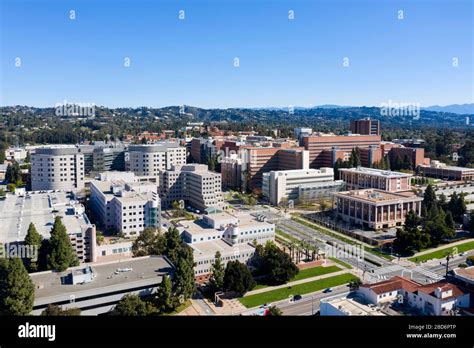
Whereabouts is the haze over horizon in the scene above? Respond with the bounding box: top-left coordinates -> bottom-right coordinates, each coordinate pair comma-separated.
1,0 -> 472,108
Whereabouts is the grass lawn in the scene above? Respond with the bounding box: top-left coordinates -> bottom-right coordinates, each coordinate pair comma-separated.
328,257 -> 353,269
408,241 -> 474,263
239,273 -> 358,308
165,300 -> 192,315
254,265 -> 341,290
292,265 -> 341,281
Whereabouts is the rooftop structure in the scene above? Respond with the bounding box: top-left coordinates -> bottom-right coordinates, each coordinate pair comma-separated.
320,297 -> 386,316
453,266 -> 474,286
31,256 -> 174,315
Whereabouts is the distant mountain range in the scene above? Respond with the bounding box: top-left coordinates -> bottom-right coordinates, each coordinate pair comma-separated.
422,104 -> 474,115
252,104 -> 474,115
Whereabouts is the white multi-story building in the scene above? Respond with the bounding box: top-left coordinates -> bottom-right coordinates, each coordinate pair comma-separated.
31,145 -> 85,191
90,173 -> 160,237
160,164 -> 226,212
4,147 -> 28,162
0,191 -> 95,262
126,142 -> 187,176
262,168 -> 344,206
178,212 -> 275,281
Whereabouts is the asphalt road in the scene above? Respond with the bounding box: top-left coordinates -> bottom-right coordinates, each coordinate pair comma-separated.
276,285 -> 350,315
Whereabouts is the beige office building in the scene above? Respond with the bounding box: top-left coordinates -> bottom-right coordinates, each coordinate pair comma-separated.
126,142 -> 187,176
31,145 -> 85,191
333,189 -> 423,230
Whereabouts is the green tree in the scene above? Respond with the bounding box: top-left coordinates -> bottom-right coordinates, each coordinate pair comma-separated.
48,216 -> 79,272
41,304 -> 81,316
257,242 -> 298,285
0,188 -> 6,198
223,260 -> 256,295
155,274 -> 174,313
445,210 -> 455,233
7,183 -> 16,193
172,246 -> 195,302
422,184 -> 437,215
132,227 -> 165,257
209,251 -> 225,293
5,161 -> 22,185
164,227 -> 183,264
349,278 -> 363,291
112,294 -> 157,316
267,305 -> 282,316
24,222 -> 42,272
0,258 -> 35,315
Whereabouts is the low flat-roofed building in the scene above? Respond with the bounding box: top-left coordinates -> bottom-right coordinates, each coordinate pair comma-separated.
359,276 -> 471,316
339,167 -> 412,192
453,266 -> 474,286
419,161 -> 474,181
0,191 -> 96,262
191,240 -> 256,280
320,297 -> 386,316
332,189 -> 423,230
30,256 -> 174,315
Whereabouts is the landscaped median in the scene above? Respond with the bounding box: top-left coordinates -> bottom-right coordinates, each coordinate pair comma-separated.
239,273 -> 359,308
408,240 -> 474,263
291,215 -> 394,261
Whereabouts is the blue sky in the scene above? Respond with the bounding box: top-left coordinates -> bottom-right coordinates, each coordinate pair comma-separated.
0,0 -> 472,108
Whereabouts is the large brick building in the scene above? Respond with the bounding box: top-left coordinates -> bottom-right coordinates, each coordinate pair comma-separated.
339,167 -> 412,192
301,133 -> 382,168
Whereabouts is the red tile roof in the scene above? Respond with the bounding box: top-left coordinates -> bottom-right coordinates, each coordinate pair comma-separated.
361,276 -> 420,295
362,276 -> 468,300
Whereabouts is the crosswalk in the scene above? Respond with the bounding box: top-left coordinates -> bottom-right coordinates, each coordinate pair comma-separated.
412,266 -> 444,281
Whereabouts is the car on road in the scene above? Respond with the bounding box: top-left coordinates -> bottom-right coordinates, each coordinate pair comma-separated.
293,294 -> 302,301
323,288 -> 333,293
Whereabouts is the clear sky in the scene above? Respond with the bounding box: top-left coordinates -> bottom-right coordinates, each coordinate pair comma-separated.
0,0 -> 472,108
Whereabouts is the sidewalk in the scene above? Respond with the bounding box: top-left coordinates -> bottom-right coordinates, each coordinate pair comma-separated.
243,269 -> 350,297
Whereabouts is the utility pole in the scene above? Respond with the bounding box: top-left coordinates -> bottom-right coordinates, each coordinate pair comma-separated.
445,253 -> 452,278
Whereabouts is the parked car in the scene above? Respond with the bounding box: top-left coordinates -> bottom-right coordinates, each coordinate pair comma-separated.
323,288 -> 333,293
293,294 -> 302,301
